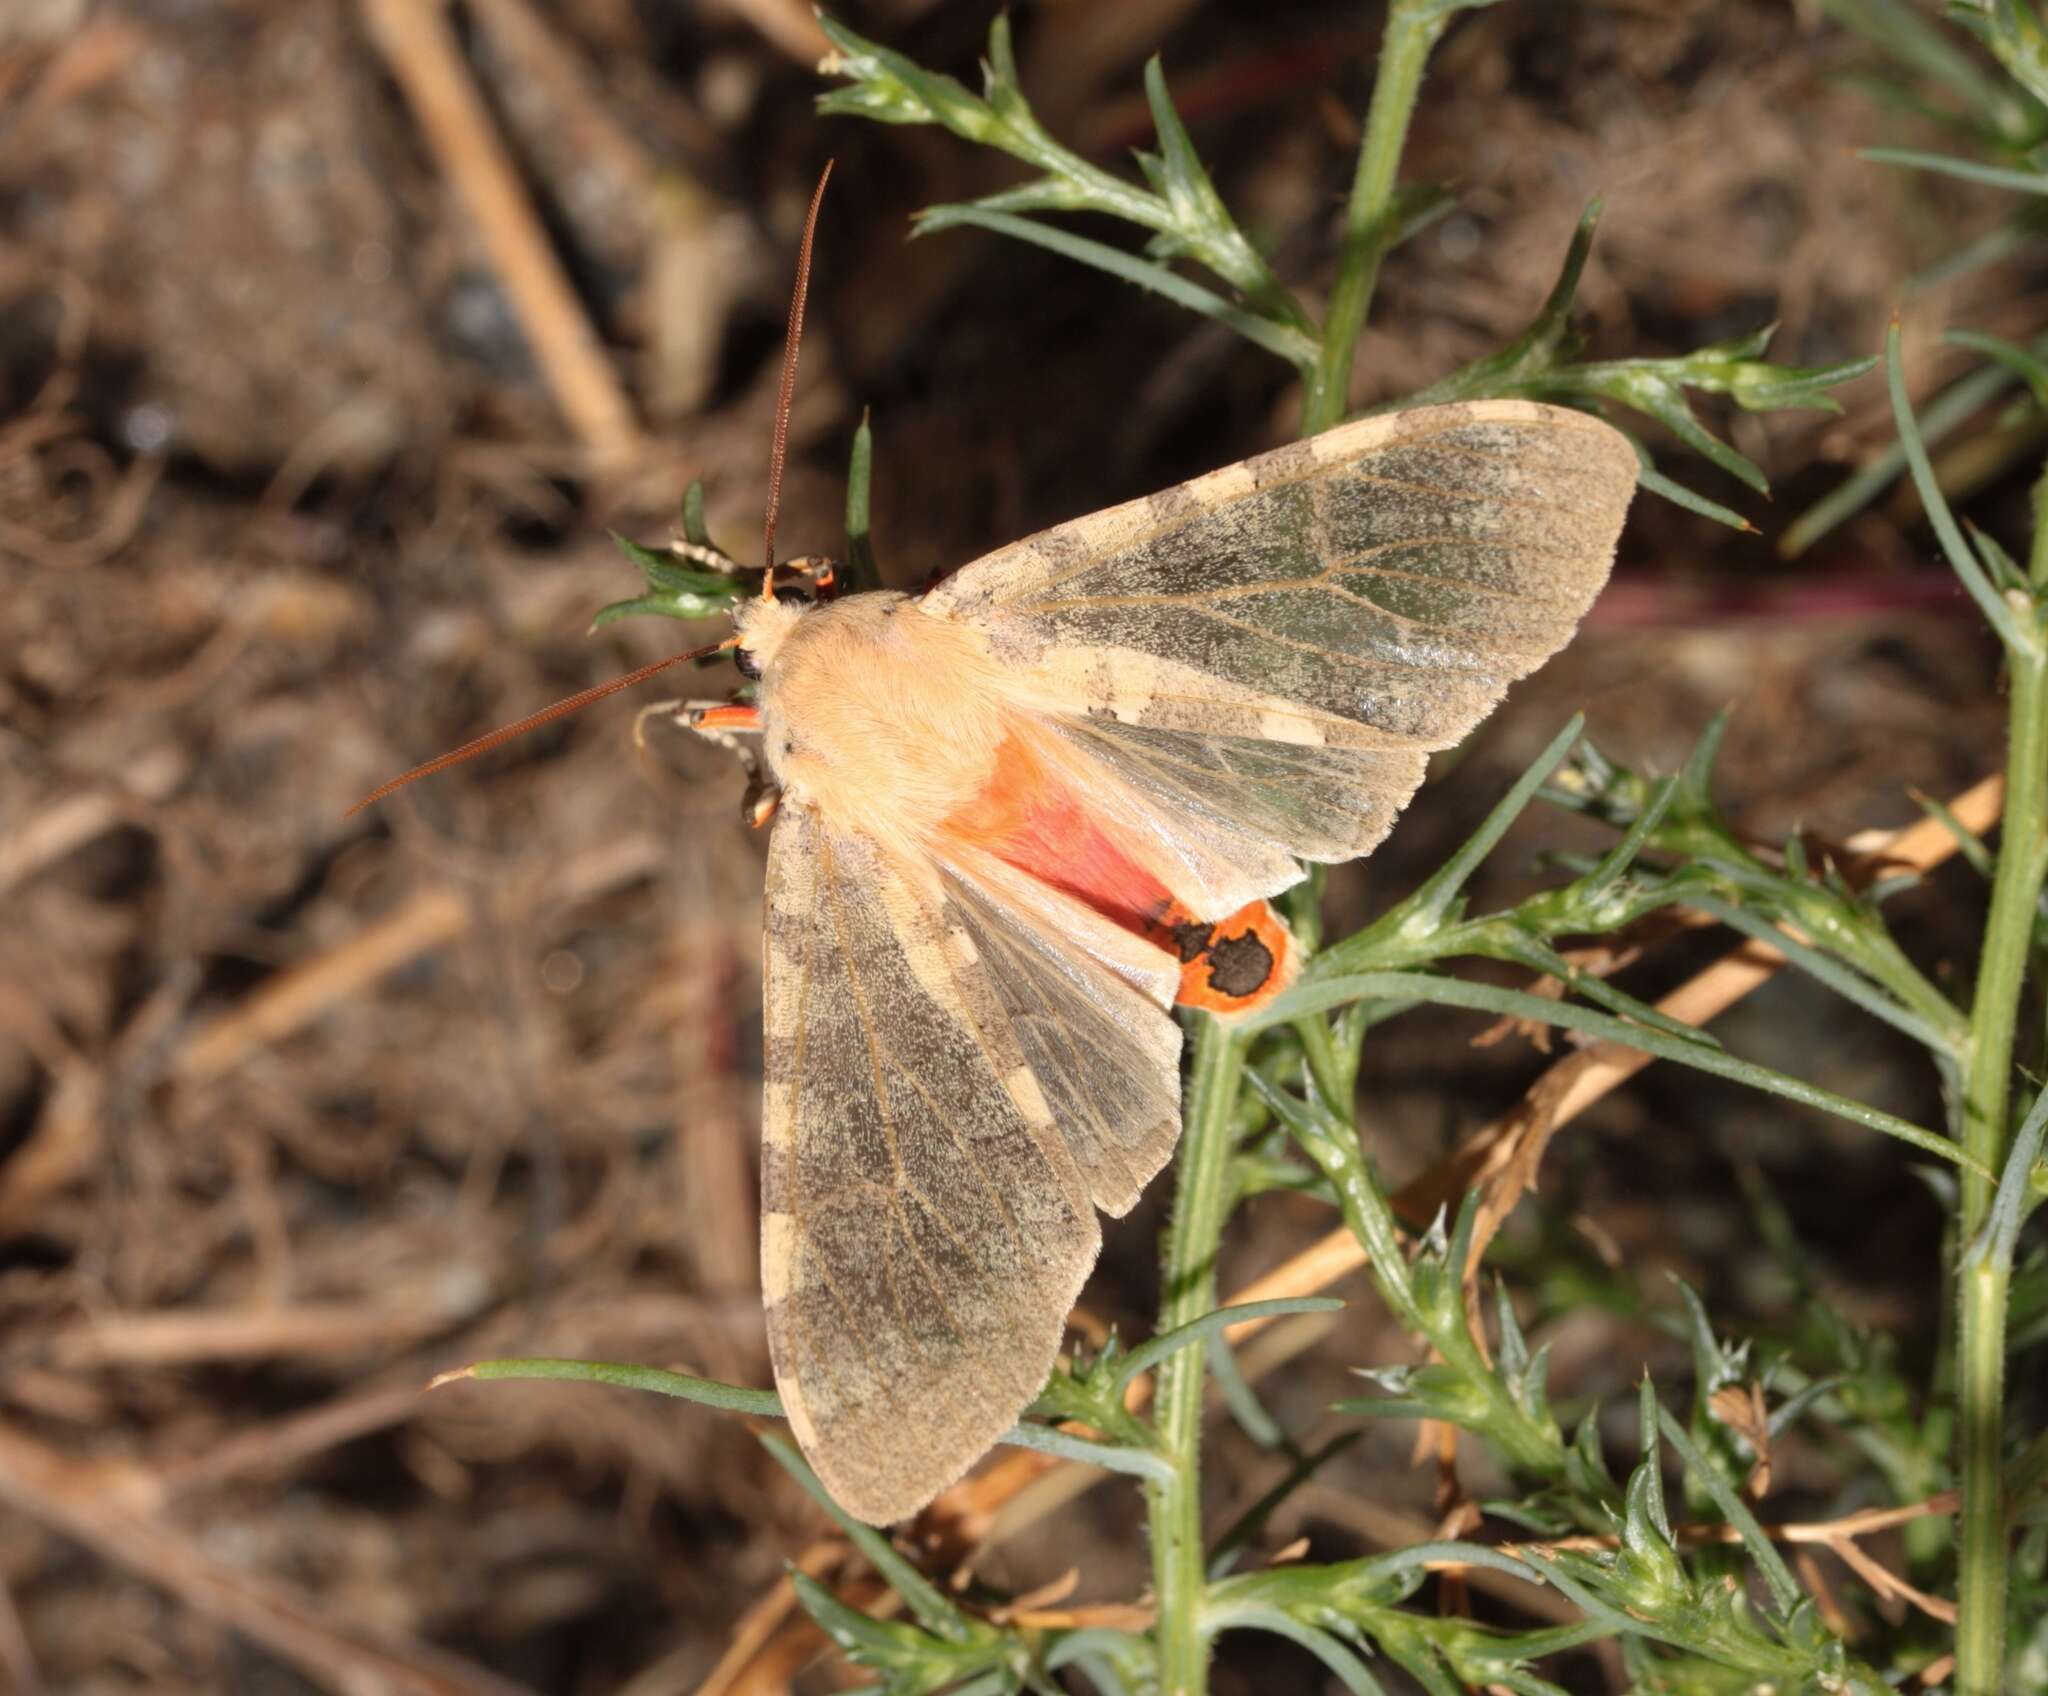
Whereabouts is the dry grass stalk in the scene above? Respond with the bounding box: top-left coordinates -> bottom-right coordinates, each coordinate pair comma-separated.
0,1420 -> 540,1696
355,0 -> 643,465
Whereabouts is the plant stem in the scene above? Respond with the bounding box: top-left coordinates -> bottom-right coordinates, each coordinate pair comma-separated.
1953,632 -> 2048,1694
1302,0 -> 1460,434
1147,1018 -> 1246,1696
1143,0 -> 1445,1635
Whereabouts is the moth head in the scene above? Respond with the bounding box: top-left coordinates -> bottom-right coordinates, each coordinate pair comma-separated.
342,162 -> 836,819
733,591 -> 807,679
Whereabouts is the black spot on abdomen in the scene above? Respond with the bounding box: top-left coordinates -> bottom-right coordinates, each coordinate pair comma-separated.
1205,931 -> 1274,998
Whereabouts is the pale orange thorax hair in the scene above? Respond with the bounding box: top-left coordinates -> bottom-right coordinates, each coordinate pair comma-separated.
739,592 -> 1016,858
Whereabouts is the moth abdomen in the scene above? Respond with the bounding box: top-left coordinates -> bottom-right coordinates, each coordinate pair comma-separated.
1144,898 -> 1296,1017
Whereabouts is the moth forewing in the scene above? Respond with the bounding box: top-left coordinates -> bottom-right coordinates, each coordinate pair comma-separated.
925,398 -> 1635,628
915,399 -> 1636,874
759,803 -> 1105,1526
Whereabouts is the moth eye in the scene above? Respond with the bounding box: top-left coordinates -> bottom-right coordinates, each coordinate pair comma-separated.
772,584 -> 814,607
733,647 -> 763,680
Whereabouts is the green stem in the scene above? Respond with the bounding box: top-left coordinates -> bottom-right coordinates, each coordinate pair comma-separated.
1301,0 -> 1461,434
2032,461 -> 2048,591
1147,1018 -> 1247,1696
1954,636 -> 2048,1695
1955,1257 -> 2012,1694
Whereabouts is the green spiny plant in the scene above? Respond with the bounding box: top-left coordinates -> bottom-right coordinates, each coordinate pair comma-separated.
1788,0 -> 2048,556
448,7 -> 2045,1692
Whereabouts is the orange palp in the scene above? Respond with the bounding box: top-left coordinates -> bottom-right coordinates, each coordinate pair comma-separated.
689,703 -> 765,733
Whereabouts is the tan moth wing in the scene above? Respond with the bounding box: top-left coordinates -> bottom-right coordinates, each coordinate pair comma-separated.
934,844 -> 1182,1217
761,802 -> 1180,1523
756,401 -> 1635,1520
926,400 -> 1637,909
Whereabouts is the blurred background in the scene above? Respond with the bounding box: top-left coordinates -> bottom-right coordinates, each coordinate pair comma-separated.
0,1 -> 2020,1691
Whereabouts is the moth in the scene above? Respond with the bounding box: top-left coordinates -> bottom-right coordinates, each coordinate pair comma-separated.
358,182 -> 1638,1527
728,399 -> 1636,1522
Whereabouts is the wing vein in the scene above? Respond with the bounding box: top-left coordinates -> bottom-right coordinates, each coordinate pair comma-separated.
1020,550 -> 1565,626
1003,414 -> 1606,601
1090,596 -> 1508,681
968,918 -> 1147,1203
822,851 -> 1033,1263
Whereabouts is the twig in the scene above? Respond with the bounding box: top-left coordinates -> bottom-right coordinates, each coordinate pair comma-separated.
464,0 -> 659,194
156,1380 -> 432,1496
51,1301 -> 485,1369
1466,1492 -> 1962,1627
664,1541 -> 843,1696
0,1569 -> 43,1696
1482,1491 -> 1958,1560
355,0 -> 643,465
0,1057 -> 100,1236
174,884 -> 469,1084
155,1290 -> 760,1497
457,0 -> 737,421
1828,1534 -> 1958,1625
172,832 -> 663,1086
0,446 -> 161,572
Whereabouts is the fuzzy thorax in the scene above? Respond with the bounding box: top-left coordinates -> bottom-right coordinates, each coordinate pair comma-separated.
732,593 -> 806,673
746,591 -> 1023,859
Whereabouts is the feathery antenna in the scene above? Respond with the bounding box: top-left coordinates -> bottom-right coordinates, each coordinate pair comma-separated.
761,159 -> 834,597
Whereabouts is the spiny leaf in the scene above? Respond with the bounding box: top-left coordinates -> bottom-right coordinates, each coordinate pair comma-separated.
442,1356 -> 782,1414
844,411 -> 880,593
1886,319 -> 2029,647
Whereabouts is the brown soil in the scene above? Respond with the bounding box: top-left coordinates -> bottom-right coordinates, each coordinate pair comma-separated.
0,2 -> 2023,1692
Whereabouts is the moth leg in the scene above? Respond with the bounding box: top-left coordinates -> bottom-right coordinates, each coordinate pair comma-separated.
636,699 -> 780,828
760,555 -> 845,604
781,555 -> 844,601
685,703 -> 778,828
633,697 -> 706,751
